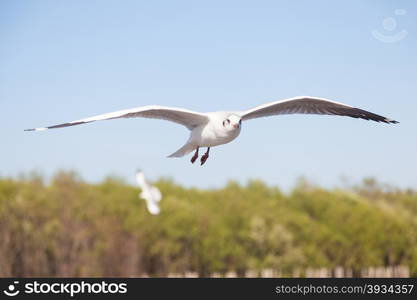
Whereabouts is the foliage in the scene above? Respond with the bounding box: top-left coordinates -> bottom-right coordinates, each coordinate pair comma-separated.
0,172 -> 416,277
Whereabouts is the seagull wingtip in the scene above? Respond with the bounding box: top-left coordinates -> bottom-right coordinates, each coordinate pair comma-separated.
24,127 -> 47,132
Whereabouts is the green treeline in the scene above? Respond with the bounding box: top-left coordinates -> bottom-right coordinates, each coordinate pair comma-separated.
0,171 -> 416,277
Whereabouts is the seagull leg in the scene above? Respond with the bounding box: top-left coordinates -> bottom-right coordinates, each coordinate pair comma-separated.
191,147 -> 199,164
200,147 -> 210,165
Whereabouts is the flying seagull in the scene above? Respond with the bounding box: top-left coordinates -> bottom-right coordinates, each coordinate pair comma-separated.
25,96 -> 398,165
136,170 -> 162,215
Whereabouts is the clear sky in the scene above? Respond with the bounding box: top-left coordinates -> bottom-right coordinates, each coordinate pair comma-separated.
1,0 -> 416,190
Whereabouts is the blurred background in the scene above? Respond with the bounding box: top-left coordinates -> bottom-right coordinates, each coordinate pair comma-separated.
1,173 -> 416,277
1,0 -> 416,277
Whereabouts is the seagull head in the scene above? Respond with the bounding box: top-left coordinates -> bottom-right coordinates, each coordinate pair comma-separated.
223,114 -> 242,131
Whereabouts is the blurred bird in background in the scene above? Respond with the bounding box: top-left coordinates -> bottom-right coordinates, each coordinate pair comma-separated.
135,170 -> 162,215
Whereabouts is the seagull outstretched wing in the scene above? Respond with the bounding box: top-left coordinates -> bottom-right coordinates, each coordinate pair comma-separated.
25,105 -> 209,131
239,96 -> 398,124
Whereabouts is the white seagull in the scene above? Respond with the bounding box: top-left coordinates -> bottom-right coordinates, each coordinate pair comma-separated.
136,170 -> 162,215
26,96 -> 398,165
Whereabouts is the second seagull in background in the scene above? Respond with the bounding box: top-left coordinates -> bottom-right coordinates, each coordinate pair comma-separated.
136,170 -> 162,215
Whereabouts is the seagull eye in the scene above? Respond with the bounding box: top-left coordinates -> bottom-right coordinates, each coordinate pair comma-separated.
223,119 -> 231,127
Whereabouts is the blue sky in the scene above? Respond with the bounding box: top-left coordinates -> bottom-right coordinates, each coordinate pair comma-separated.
1,0 -> 416,190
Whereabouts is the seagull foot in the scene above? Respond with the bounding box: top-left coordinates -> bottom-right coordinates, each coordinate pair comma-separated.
191,147 -> 199,164
200,147 -> 210,166
200,154 -> 208,165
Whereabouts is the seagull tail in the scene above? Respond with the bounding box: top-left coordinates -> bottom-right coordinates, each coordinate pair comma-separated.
167,143 -> 196,158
